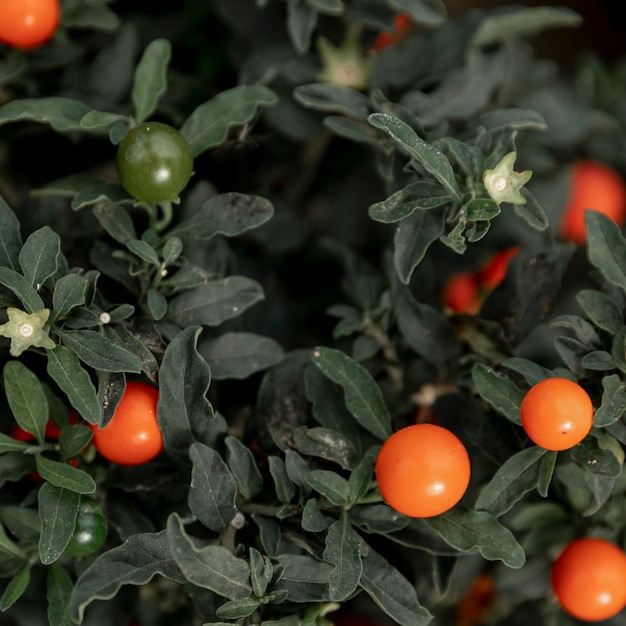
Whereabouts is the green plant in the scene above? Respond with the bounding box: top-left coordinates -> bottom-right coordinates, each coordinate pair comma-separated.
1,1 -> 626,625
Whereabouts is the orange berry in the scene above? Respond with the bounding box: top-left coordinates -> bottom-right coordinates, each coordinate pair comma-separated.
477,246 -> 520,291
375,423 -> 471,518
441,272 -> 481,314
551,537 -> 626,622
559,160 -> 626,245
0,0 -> 61,50
455,573 -> 496,626
371,13 -> 411,51
520,378 -> 593,451
90,381 -> 163,466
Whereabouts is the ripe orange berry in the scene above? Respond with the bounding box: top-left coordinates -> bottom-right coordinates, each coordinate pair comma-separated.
455,573 -> 496,626
551,537 -> 626,622
371,13 -> 411,51
477,246 -> 520,291
90,381 -> 163,466
559,160 -> 626,245
520,377 -> 593,451
0,0 -> 61,50
375,423 -> 471,518
441,272 -> 481,314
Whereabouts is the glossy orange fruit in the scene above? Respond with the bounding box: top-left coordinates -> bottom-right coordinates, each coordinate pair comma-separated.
0,0 -> 61,50
90,381 -> 163,466
551,537 -> 626,622
477,246 -> 520,291
559,160 -> 626,245
371,13 -> 411,51
520,377 -> 593,451
375,423 -> 471,518
441,272 -> 481,314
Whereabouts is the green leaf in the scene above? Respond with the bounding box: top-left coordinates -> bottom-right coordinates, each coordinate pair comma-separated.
394,208 -> 446,284
132,38 -> 171,123
306,470 -> 351,506
47,563 -> 75,626
502,357 -> 556,387
167,513 -> 252,599
3,360 -> 48,444
324,116 -> 380,147
104,325 -> 159,382
249,547 -> 272,598
18,226 -> 61,288
0,195 -> 23,271
304,364 -> 361,444
0,521 -> 27,559
310,347 -> 392,441
157,326 -> 225,463
188,443 -> 238,532
167,276 -> 264,327
0,565 -> 30,611
470,5 -> 582,47
285,448 -> 312,492
146,288 -> 167,321
69,530 -> 186,624
80,110 -> 130,133
225,436 -> 264,501
472,363 -> 524,424
216,597 -> 260,620
369,181 -> 454,223
38,482 -> 80,565
55,328 -> 142,373
594,374 -> 626,427
36,456 -> 96,495
360,546 -> 432,626
396,292 -> 458,374
168,193 -> 274,240
200,332 -> 284,380
368,114 -> 460,199
389,0 -> 446,26
293,83 -> 370,120
293,426 -> 359,470
475,447 -> 548,517
180,85 -> 278,157
305,0 -> 344,15
50,274 -> 88,324
273,554 -> 332,602
0,267 -> 45,312
0,97 -> 99,133
268,455 -> 297,505
0,433 -> 30,454
127,239 -> 161,267
576,289 -> 623,336
586,211 -> 626,295
93,202 -> 138,244
571,433 -> 622,477
466,198 -> 500,221
513,189 -> 549,231
323,512 -> 362,601
422,507 -> 526,568
286,1 -> 317,54
71,184 -> 130,211
46,346 -> 101,425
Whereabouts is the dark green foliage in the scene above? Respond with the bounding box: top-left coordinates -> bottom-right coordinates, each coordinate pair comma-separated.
1,1 -> 626,625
